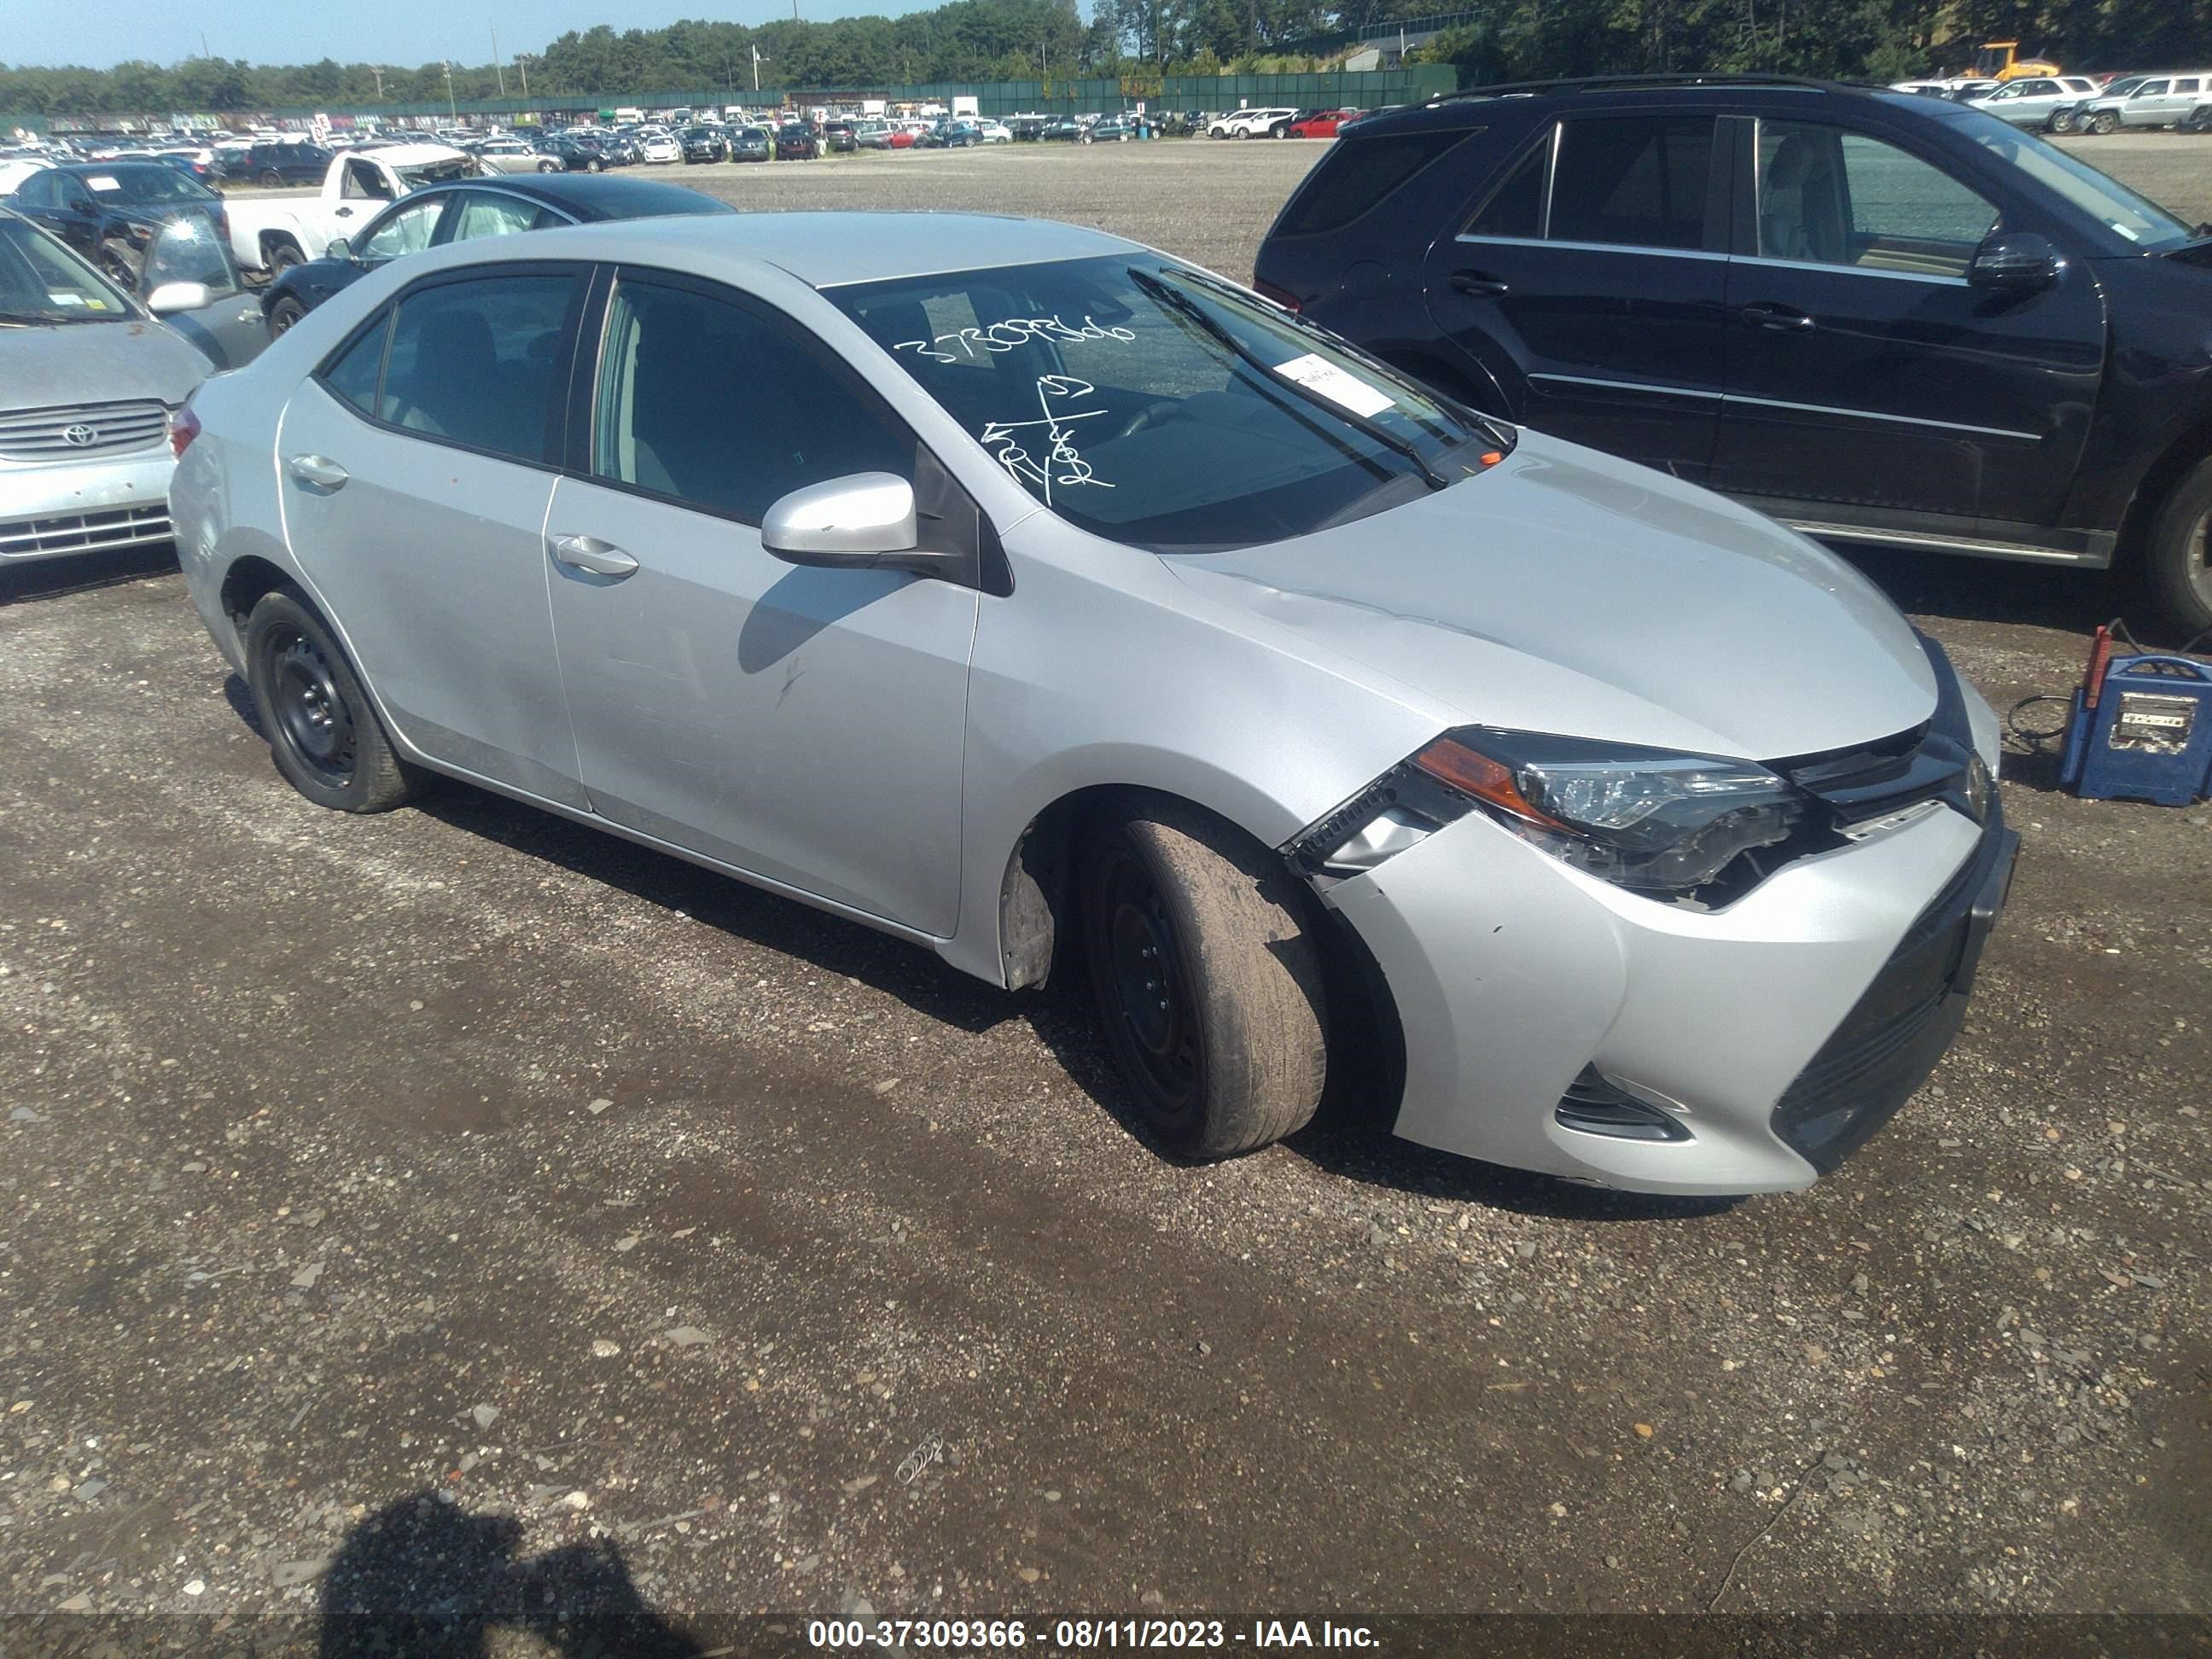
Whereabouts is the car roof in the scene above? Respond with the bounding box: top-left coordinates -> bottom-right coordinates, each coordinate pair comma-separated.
1356,73 -> 1936,137
451,211 -> 1142,288
396,173 -> 739,219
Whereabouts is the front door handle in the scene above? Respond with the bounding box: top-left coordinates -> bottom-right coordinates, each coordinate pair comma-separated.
285,453 -> 348,490
549,533 -> 640,578
1740,301 -> 1816,332
1450,269 -> 1510,297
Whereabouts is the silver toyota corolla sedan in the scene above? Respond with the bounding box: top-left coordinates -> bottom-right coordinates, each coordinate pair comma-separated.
171,213 -> 2018,1196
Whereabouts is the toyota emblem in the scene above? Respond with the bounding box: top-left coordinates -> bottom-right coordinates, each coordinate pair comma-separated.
61,423 -> 98,447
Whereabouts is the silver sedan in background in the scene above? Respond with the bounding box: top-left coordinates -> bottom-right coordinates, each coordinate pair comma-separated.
168,213 -> 2017,1196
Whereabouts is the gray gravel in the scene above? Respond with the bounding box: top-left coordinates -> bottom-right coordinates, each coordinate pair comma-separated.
1,137 -> 2207,1627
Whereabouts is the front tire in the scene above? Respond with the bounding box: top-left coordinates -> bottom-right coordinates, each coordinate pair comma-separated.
245,591 -> 422,813
2145,455 -> 2212,637
2091,110 -> 2119,134
1079,796 -> 1327,1159
266,294 -> 308,336
97,240 -> 141,288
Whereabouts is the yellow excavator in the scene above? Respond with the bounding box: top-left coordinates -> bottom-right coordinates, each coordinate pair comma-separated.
1974,40 -> 2065,81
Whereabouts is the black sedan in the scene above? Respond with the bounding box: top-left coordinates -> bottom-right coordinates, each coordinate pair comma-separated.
775,124 -> 819,160
257,173 -> 731,336
2,162 -> 226,285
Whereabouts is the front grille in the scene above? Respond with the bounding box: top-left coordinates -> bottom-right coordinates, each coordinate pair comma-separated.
0,504 -> 173,559
1772,815 -> 2011,1173
0,400 -> 171,461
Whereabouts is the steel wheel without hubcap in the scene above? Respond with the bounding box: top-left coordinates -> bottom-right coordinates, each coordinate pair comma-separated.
267,627 -> 357,790
1094,841 -> 1203,1127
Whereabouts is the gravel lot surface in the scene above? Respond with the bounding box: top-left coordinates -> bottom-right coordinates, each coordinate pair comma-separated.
3,137 -> 2208,1637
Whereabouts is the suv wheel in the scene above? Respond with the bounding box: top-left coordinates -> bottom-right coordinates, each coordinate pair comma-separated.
2047,109 -> 2077,134
2091,110 -> 2119,134
1079,795 -> 1328,1159
259,167 -> 283,187
2145,455 -> 2212,636
266,294 -> 308,336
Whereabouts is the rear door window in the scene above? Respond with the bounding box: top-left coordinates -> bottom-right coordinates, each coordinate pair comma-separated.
1463,137 -> 1546,239
1547,116 -> 1719,251
446,190 -> 551,242
376,271 -> 580,463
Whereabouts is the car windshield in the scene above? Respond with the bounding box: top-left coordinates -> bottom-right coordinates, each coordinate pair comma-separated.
82,166 -> 218,204
831,253 -> 1509,552
1953,113 -> 2194,248
0,216 -> 132,323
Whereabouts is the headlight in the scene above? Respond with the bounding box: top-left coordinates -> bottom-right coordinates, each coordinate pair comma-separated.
1412,729 -> 1808,894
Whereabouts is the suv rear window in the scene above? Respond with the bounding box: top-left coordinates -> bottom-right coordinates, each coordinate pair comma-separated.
1274,127 -> 1471,236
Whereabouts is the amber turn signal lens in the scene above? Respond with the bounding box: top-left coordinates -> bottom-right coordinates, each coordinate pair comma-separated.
1412,737 -> 1565,828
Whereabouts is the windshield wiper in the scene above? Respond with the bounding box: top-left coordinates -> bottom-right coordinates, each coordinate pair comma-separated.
1163,264 -> 1518,453
1126,265 -> 1448,491
0,309 -> 109,325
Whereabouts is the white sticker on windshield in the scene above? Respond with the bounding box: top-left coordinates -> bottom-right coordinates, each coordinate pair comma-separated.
86,174 -> 121,191
48,291 -> 86,305
1272,352 -> 1395,418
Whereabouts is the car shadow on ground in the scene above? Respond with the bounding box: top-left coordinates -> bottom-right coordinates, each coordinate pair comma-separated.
317,1492 -> 702,1657
0,543 -> 177,606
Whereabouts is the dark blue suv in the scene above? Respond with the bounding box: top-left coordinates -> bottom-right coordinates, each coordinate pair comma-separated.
1255,76 -> 2212,632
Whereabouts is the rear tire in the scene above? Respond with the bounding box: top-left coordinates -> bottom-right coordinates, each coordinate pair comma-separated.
1079,795 -> 1327,1159
2048,109 -> 2078,134
538,158 -> 560,172
2144,455 -> 2212,637
259,168 -> 282,187
245,591 -> 422,814
265,239 -> 304,274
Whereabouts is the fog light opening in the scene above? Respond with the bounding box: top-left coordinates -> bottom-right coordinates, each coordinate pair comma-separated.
1555,1067 -> 1692,1143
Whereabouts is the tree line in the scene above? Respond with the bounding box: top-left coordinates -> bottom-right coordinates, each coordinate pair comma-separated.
3,0 -> 2204,118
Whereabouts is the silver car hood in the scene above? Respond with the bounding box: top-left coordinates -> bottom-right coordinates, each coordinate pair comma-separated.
0,319 -> 208,413
1162,437 -> 1936,760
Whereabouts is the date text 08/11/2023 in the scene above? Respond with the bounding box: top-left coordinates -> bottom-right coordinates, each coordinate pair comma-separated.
804,1617 -> 1382,1650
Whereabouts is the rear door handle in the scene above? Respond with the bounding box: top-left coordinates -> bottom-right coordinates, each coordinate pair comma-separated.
1740,301 -> 1815,332
1450,269 -> 1510,297
549,533 -> 640,578
285,453 -> 348,490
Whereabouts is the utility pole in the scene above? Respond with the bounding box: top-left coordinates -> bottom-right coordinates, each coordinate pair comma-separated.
492,25 -> 505,96
752,44 -> 767,90
516,55 -> 528,101
199,31 -> 211,57
370,65 -> 385,101
443,60 -> 458,124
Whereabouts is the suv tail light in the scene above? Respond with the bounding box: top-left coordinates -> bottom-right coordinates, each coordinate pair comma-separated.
1252,276 -> 1302,313
169,403 -> 201,460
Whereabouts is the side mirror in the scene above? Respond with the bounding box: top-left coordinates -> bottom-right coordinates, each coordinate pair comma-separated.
324,236 -> 351,261
72,197 -> 96,213
761,472 -> 957,578
1968,230 -> 2064,293
146,280 -> 211,314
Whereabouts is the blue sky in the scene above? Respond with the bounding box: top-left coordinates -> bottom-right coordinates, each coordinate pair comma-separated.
1,0 -> 940,72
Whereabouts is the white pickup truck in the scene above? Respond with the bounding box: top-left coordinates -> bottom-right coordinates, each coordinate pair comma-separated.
223,143 -> 476,276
